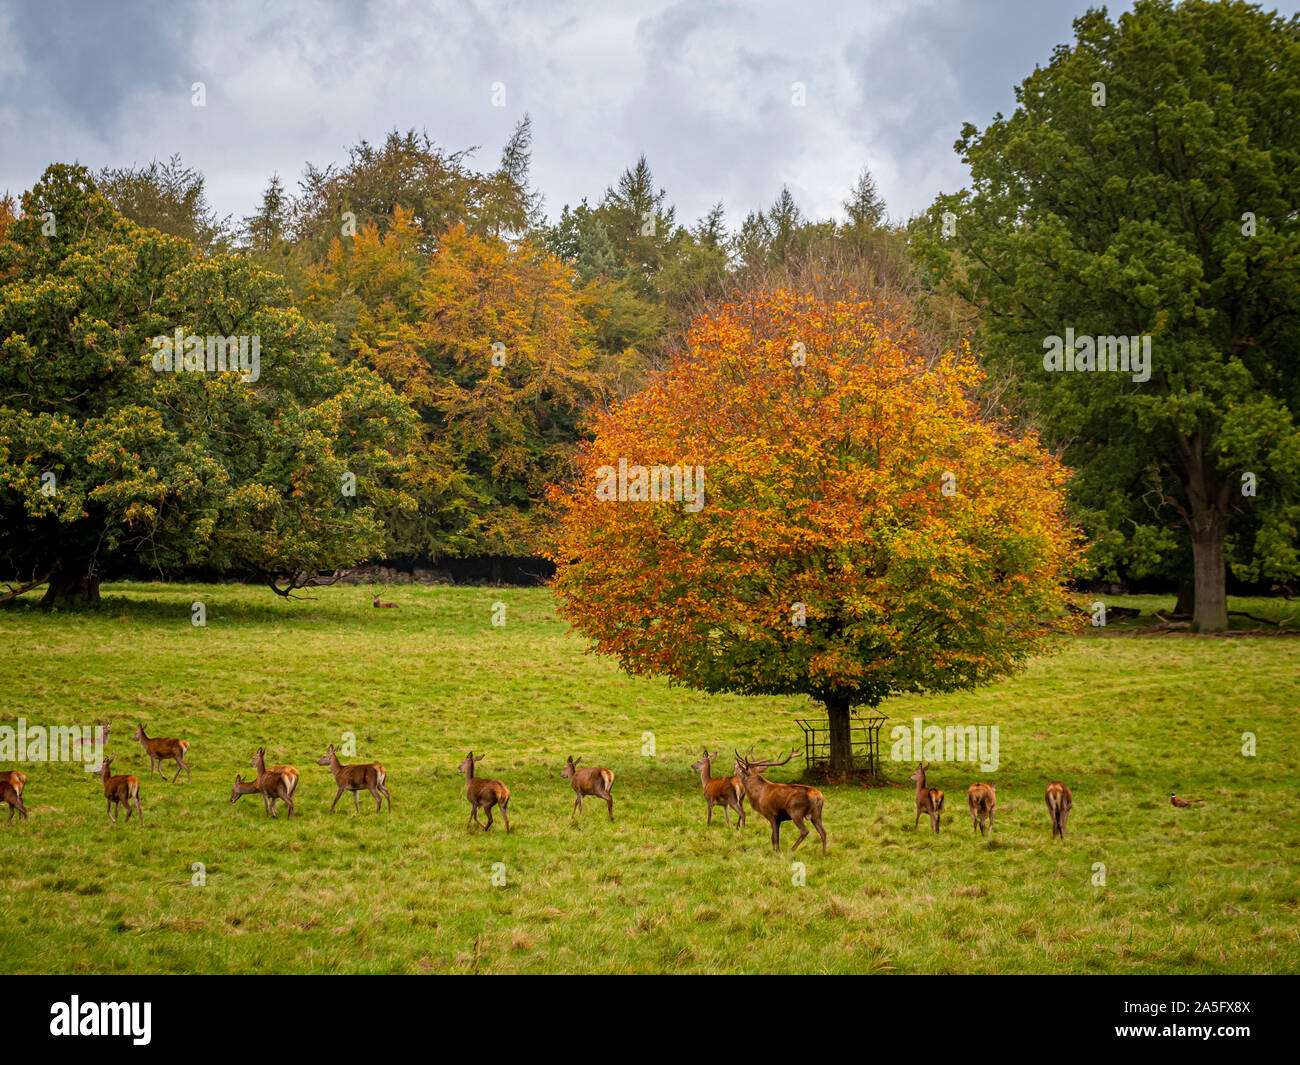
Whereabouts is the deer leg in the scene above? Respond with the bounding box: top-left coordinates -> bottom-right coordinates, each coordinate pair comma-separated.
914,807 -> 922,830
812,813 -> 827,855
470,807 -> 485,829
605,793 -> 614,821
172,760 -> 184,783
706,801 -> 714,825
500,800 -> 510,834
124,799 -> 133,822
285,793 -> 295,819
378,784 -> 391,811
790,814 -> 810,852
369,785 -> 382,813
352,789 -> 360,814
134,796 -> 144,823
107,798 -> 115,822
483,805 -> 494,831
330,787 -> 344,812
723,804 -> 731,828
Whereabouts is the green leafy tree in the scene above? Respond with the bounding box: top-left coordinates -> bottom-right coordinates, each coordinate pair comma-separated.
0,165 -> 417,604
919,0 -> 1300,631
95,154 -> 233,255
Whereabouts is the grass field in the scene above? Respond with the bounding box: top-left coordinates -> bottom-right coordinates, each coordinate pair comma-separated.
0,582 -> 1296,974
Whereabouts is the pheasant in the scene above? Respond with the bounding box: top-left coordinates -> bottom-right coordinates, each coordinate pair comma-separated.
1170,793 -> 1203,808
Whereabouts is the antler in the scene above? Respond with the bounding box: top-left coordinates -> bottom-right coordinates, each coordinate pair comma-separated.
751,748 -> 795,770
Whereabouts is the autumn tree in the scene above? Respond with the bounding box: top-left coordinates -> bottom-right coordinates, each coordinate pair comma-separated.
919,0 -> 1300,631
549,291 -> 1080,775
308,208 -> 614,560
0,165 -> 417,604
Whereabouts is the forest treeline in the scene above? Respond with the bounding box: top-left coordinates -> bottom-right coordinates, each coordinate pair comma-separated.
1,1 -> 1296,632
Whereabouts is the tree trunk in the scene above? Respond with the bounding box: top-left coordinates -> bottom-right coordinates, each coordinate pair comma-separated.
825,697 -> 853,778
1173,575 -> 1194,616
41,562 -> 100,607
1189,517 -> 1227,633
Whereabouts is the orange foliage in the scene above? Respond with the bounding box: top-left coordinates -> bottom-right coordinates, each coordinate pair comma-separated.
548,290 -> 1084,710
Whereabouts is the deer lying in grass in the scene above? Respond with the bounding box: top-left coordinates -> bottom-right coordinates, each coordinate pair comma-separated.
317,744 -> 390,813
100,758 -> 143,824
372,594 -> 399,608
562,755 -> 614,821
690,747 -> 744,828
1046,781 -> 1072,840
458,751 -> 510,832
968,782 -> 996,837
135,723 -> 191,783
250,747 -> 298,819
734,748 -> 826,855
1,770 -> 27,821
910,762 -> 944,833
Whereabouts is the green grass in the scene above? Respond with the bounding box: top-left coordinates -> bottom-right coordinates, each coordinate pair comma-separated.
0,582 -> 1296,974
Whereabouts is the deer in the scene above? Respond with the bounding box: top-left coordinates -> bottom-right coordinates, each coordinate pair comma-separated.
372,594 -> 399,608
733,748 -> 827,855
250,747 -> 299,819
1046,781 -> 1072,840
1,770 -> 28,821
690,747 -> 744,828
968,782 -> 996,837
70,721 -> 110,761
909,762 -> 944,833
134,723 -> 191,783
317,744 -> 390,813
561,755 -> 615,821
457,751 -> 510,832
100,758 -> 143,824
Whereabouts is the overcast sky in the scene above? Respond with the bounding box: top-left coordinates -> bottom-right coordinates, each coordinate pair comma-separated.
2,0 -> 1296,232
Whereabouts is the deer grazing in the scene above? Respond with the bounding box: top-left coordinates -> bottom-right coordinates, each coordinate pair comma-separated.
249,747 -> 299,819
457,751 -> 510,832
909,762 -> 944,833
1046,781 -> 1072,840
733,748 -> 827,855
967,782 -> 996,837
372,593 -> 399,608
100,758 -> 143,824
690,747 -> 744,828
317,744 -> 391,813
1,770 -> 28,821
561,755 -> 615,821
134,723 -> 191,783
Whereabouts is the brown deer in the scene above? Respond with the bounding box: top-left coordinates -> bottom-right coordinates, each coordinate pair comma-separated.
372,593 -> 399,608
968,782 -> 996,837
70,721 -> 110,761
909,762 -> 944,833
250,747 -> 299,818
1046,781 -> 1072,840
561,755 -> 615,821
733,748 -> 827,855
457,751 -> 510,832
134,723 -> 191,783
1,769 -> 28,821
690,747 -> 744,828
100,758 -> 143,824
317,744 -> 390,813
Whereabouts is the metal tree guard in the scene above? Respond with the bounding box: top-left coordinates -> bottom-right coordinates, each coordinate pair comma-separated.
795,711 -> 888,779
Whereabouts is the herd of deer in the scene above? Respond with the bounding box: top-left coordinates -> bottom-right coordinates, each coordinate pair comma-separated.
0,721 -> 1076,848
